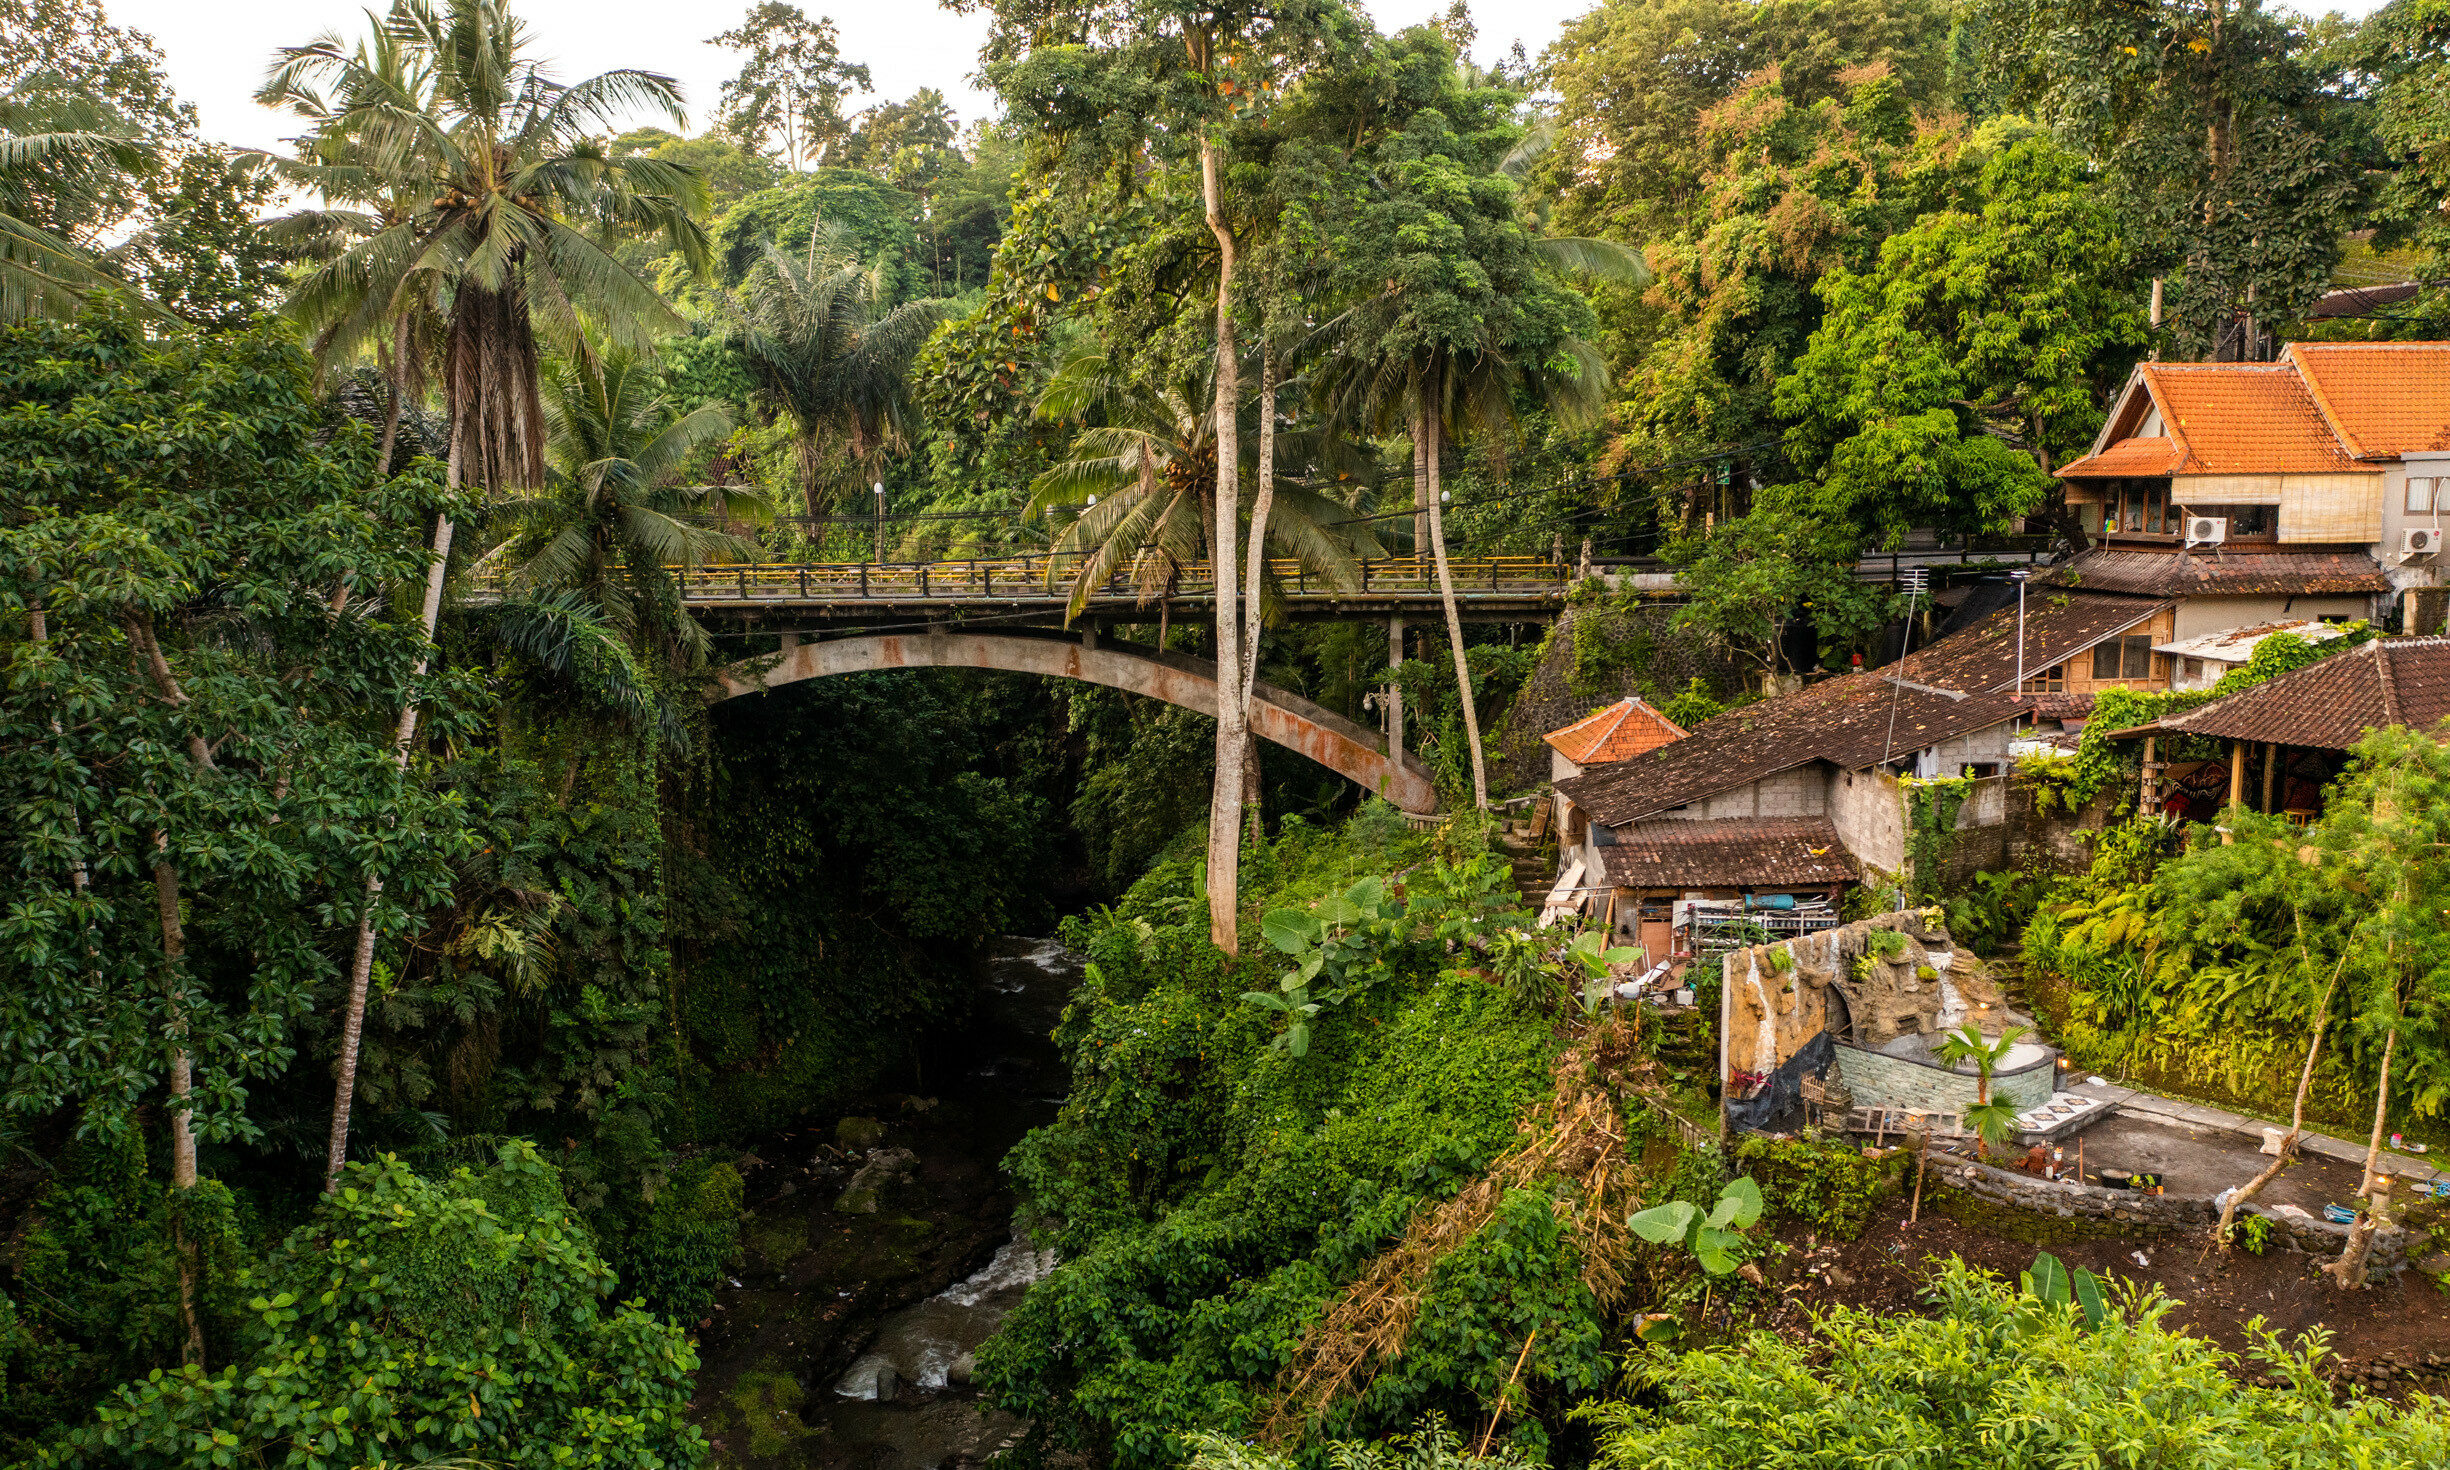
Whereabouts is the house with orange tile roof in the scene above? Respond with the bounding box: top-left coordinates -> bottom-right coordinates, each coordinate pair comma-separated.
1541,697 -> 1687,782
2050,343 -> 2450,640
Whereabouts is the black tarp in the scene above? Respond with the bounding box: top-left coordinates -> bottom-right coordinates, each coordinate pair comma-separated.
1726,1028 -> 1834,1134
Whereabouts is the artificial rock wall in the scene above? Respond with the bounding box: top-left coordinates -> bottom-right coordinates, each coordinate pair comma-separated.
1721,910 -> 2028,1128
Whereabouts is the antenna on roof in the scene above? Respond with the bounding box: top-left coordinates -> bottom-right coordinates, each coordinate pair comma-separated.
1881,567 -> 1930,770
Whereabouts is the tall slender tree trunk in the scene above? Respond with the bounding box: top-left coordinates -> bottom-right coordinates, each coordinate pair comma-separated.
2219,954 -> 2343,1250
149,842 -> 205,1367
124,614 -> 211,1361
1201,136 -> 1245,955
1411,430 -> 1429,557
325,439 -> 460,1192
1421,408 -> 1487,809
2325,1020 -> 2398,1289
1239,340 -> 1279,846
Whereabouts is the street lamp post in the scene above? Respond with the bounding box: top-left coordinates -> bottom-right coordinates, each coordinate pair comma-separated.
873,482 -> 885,565
2011,569 -> 2031,699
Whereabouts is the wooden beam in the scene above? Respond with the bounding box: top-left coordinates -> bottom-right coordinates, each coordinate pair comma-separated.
2225,739 -> 2246,843
2261,741 -> 2279,813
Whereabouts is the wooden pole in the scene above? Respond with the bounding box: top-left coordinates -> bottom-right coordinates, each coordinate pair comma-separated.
2261,742 -> 2279,814
2140,734 -> 2159,816
2225,740 -> 2246,842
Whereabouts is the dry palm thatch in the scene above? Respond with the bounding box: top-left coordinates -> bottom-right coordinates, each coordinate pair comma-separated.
1260,1019 -> 1640,1443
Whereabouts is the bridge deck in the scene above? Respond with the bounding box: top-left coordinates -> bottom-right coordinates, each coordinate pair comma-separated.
477,556 -> 1579,619
463,547 -> 2056,620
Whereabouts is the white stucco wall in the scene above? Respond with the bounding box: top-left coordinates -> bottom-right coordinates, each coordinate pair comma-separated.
2173,595 -> 2377,640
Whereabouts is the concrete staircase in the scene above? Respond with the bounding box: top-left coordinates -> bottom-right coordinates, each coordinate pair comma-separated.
1496,815 -> 1553,908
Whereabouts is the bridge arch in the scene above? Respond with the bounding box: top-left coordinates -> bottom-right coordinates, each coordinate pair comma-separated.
715,629 -> 1437,815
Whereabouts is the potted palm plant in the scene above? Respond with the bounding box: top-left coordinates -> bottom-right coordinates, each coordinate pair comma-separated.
1936,1024 -> 2029,1160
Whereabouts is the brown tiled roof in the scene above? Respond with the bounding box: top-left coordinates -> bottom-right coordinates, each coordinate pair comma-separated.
1543,697 -> 1687,766
1598,817 -> 1859,889
2038,548 -> 2393,597
2286,343 -> 2450,459
2059,436 -> 2183,478
1554,593 -> 2167,826
2132,637 -> 2450,750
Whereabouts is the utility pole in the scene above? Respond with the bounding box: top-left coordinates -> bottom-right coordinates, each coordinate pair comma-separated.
2011,569 -> 2030,695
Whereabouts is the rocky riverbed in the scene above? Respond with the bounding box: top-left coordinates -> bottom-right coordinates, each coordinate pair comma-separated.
691,937 -> 1079,1470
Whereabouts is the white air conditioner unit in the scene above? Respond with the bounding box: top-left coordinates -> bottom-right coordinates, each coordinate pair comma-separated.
2183,515 -> 2227,548
2402,526 -> 2443,560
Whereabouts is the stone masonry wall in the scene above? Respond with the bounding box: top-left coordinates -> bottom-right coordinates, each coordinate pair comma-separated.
1833,1045 -> 2056,1116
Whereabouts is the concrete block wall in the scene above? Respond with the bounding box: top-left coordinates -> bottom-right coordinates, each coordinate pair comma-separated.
1940,1154 -> 2410,1266
1829,766 -> 1905,875
1833,1044 -> 2056,1116
1683,766 -> 1827,821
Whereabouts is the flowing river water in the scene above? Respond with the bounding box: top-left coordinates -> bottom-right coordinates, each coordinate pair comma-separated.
692,937 -> 1081,1470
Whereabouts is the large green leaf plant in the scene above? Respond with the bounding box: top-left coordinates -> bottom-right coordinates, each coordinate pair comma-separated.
1248,876 -> 1405,1056
1629,1175 -> 1764,1276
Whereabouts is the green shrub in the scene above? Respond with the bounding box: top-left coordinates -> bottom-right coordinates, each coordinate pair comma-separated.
1581,1258 -> 2450,1464
40,1142 -> 703,1470
1735,1134 -> 1890,1239
980,814 -> 1576,1466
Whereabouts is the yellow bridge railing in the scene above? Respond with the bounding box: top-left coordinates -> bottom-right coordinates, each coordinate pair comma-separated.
468,556 -> 1573,605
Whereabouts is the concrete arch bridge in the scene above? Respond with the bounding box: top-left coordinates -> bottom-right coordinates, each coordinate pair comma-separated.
715,627 -> 1438,815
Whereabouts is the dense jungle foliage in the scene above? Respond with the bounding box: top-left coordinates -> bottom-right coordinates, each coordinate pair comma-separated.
8,0 -> 2450,1462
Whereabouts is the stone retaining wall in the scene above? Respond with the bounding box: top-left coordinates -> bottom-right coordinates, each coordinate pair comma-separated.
1937,1152 -> 2409,1266
1834,1043 -> 2057,1116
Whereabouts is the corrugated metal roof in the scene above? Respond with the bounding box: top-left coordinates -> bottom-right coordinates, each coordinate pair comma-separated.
1598,817 -> 1859,889
1543,697 -> 1688,766
2152,619 -> 2356,662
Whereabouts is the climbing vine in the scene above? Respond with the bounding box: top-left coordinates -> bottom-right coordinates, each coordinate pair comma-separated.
1903,776 -> 1972,901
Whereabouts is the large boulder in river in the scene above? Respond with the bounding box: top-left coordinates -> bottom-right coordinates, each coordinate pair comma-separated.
833,1146 -> 918,1214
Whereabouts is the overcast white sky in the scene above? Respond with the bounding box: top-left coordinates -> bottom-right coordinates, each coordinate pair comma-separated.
108,0 -> 1600,151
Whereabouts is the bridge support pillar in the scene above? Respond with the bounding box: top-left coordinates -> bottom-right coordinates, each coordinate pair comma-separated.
1386,616 -> 1405,759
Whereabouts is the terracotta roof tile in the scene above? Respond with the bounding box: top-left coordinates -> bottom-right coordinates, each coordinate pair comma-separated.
2059,436 -> 2184,478
2142,363 -> 2358,475
1543,697 -> 1688,765
1597,817 -> 1859,889
2039,548 -> 2392,597
2286,343 -> 2450,459
1554,593 -> 2167,825
2146,637 -> 2450,750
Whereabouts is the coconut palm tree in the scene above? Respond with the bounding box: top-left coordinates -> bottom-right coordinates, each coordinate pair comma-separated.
256,15 -> 446,471
485,344 -> 760,667
0,85 -> 150,321
256,0 -> 713,1192
1024,345 -> 1382,623
726,222 -> 950,522
263,0 -> 711,493
1323,233 -> 1642,811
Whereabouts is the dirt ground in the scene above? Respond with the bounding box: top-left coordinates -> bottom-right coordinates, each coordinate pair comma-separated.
1754,1185 -> 2450,1401
2057,1114 -> 2368,1215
